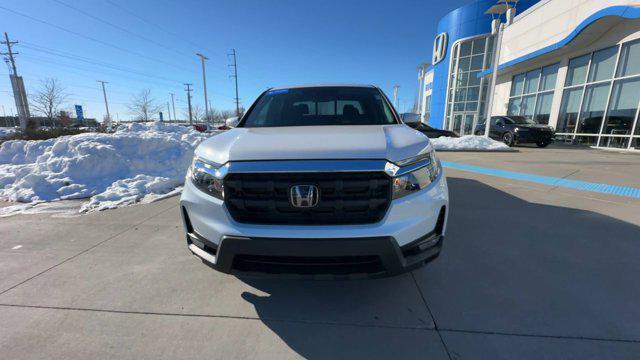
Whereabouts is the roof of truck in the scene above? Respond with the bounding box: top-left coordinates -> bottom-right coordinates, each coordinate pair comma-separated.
269,83 -> 376,91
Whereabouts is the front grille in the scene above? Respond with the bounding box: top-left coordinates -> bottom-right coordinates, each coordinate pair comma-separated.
224,172 -> 391,225
232,255 -> 384,275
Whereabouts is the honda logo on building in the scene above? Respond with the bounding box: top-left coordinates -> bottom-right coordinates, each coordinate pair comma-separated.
432,32 -> 448,65
290,185 -> 319,208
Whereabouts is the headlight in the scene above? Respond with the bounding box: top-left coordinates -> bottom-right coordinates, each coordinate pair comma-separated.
391,149 -> 441,200
188,157 -> 225,200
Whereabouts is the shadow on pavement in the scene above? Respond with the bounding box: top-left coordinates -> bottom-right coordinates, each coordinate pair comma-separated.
414,177 -> 640,341
237,176 -> 640,357
238,276 -> 446,359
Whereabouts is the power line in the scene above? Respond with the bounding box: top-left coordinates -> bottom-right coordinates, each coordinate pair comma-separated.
51,0 -> 192,60
17,47 -> 237,99
105,0 -> 212,55
18,54 -> 180,88
21,42 -> 185,84
0,4 -> 189,72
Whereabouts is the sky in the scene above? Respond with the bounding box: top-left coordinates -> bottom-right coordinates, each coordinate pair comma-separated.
0,0 -> 470,122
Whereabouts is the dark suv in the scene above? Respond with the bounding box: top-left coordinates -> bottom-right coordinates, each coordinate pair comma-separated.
475,116 -> 554,147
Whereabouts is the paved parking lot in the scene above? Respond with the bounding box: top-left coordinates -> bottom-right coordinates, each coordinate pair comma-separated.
1,146 -> 639,359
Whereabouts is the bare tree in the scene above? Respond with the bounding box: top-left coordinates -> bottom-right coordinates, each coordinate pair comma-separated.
30,78 -> 68,127
128,89 -> 162,121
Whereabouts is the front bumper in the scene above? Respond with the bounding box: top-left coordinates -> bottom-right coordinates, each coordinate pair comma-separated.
515,131 -> 554,144
186,231 -> 443,279
180,167 -> 449,278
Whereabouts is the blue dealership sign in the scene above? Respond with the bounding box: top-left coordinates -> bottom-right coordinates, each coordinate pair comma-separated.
75,105 -> 84,121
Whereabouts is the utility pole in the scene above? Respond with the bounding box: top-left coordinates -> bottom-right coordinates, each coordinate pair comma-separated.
2,32 -> 31,129
97,80 -> 112,131
167,102 -> 172,122
196,53 -> 209,124
228,49 -> 241,117
393,85 -> 400,110
184,83 -> 193,125
169,93 -> 176,123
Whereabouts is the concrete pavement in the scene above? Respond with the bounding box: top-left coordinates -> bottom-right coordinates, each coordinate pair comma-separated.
1,146 -> 639,359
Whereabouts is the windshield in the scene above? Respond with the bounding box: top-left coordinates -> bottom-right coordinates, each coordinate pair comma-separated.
507,116 -> 537,125
241,86 -> 398,127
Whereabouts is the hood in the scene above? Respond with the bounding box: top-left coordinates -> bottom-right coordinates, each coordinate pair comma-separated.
195,125 -> 431,164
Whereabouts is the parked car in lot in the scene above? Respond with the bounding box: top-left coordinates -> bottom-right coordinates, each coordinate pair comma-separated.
415,123 -> 459,139
180,84 -> 449,278
399,113 -> 459,138
475,116 -> 554,147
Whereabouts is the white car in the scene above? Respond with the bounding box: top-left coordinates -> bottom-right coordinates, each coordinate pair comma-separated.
180,84 -> 449,278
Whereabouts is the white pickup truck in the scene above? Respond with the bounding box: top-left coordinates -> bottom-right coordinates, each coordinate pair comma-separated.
180,84 -> 449,278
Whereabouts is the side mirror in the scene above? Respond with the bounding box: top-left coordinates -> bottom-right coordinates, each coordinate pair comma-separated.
400,113 -> 421,128
225,116 -> 239,128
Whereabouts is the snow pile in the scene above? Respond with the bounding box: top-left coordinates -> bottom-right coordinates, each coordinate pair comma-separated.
431,135 -> 510,151
0,127 -> 17,139
0,122 -> 208,214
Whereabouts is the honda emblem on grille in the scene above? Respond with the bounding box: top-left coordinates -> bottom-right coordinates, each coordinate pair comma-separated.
290,185 -> 319,208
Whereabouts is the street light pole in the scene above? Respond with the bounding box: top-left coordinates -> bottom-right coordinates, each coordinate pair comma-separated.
484,22 -> 503,138
483,1 -> 514,137
196,53 -> 209,124
97,80 -> 111,131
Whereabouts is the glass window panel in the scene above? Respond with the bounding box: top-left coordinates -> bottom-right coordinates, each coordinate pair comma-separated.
454,103 -> 465,111
507,97 -> 522,116
565,54 -> 591,86
463,114 -> 475,134
617,39 -> 640,77
632,138 -> 640,149
574,135 -> 598,146
455,88 -> 467,102
577,83 -> 610,134
603,78 -> 640,135
460,41 -> 472,57
521,95 -> 536,119
453,115 -> 463,133
457,72 -> 469,88
465,102 -> 478,111
458,57 -> 471,72
472,38 -> 485,55
523,70 -> 541,94
468,71 -> 481,86
557,88 -> 584,133
534,92 -> 554,124
598,136 -> 629,149
588,46 -> 618,82
540,63 -> 559,91
511,74 -> 525,96
470,55 -> 484,71
466,86 -> 480,102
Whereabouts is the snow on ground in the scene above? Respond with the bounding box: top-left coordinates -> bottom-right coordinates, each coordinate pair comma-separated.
431,135 -> 510,151
0,123 -> 209,216
0,127 -> 18,139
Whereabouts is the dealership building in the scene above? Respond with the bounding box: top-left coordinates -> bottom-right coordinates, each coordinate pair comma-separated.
420,0 -> 640,150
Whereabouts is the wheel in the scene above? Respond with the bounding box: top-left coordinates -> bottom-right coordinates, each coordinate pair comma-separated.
502,132 -> 514,146
536,141 -> 549,148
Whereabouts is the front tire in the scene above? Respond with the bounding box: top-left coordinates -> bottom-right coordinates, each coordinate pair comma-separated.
502,132 -> 514,146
